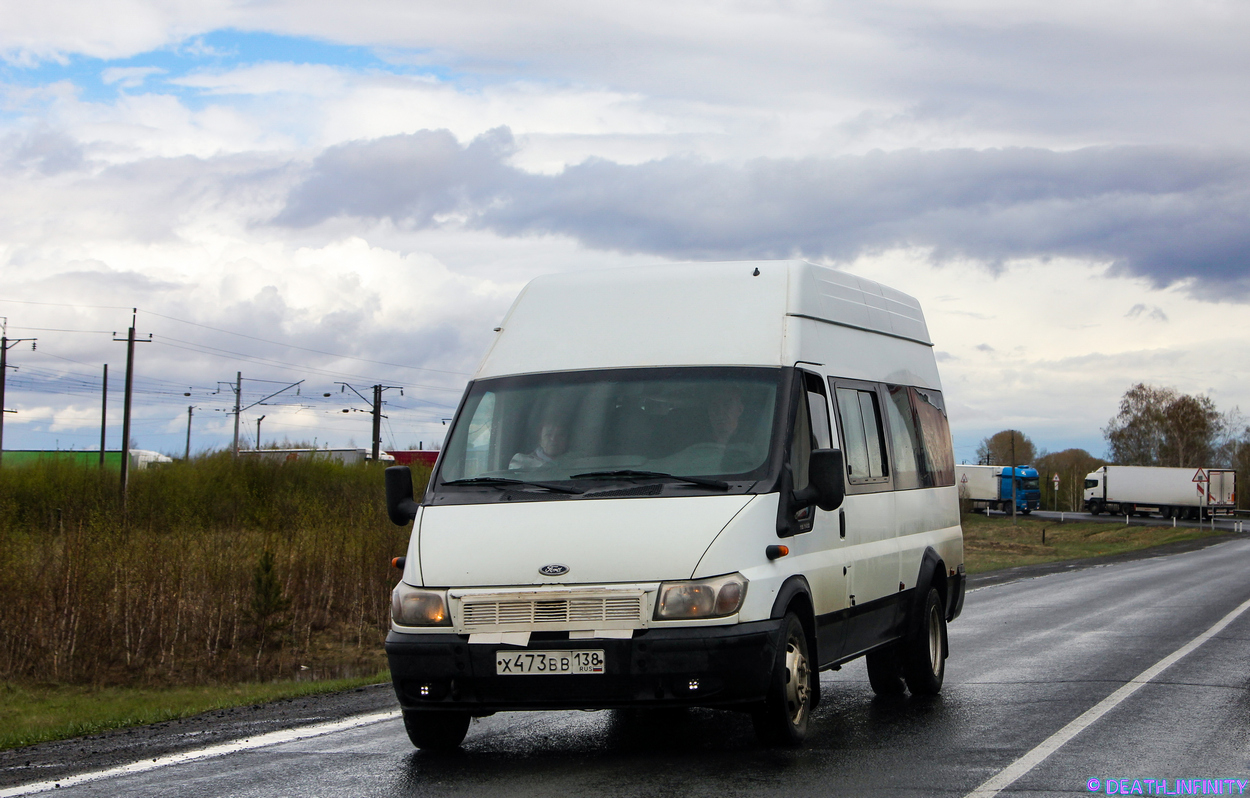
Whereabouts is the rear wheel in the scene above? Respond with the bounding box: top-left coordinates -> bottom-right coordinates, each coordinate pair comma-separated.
402,709 -> 471,750
753,612 -> 813,746
902,588 -> 946,696
865,644 -> 906,696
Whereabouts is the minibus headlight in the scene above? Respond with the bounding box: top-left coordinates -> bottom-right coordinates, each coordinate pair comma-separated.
655,574 -> 747,620
391,583 -> 451,626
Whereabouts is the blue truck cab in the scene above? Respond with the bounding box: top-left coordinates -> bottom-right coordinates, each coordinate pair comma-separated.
999,466 -> 1041,514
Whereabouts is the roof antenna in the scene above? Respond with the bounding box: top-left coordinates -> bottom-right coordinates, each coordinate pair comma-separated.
752,267 -> 760,276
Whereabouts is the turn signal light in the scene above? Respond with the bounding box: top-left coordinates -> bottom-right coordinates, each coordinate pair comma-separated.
765,545 -> 789,560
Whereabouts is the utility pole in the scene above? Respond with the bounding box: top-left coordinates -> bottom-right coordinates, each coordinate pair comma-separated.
1005,435 -> 1015,527
232,372 -> 242,458
256,415 -> 265,450
100,364 -> 108,467
185,405 -> 193,461
220,376 -> 302,458
113,311 -> 151,505
337,382 -> 403,461
0,318 -> 37,468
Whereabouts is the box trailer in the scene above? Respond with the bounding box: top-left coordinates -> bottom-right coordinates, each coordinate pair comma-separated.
1083,465 -> 1236,519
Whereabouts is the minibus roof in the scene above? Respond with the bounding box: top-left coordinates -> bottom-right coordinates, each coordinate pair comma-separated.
475,260 -> 932,379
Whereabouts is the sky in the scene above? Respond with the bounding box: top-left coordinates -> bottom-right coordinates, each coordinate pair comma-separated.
1,0 -> 1248,464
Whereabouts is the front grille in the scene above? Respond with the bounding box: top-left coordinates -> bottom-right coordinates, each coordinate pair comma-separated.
457,592 -> 647,632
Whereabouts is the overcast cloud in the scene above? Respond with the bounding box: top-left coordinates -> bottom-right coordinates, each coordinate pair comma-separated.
277,131 -> 1250,293
1,1 -> 1248,459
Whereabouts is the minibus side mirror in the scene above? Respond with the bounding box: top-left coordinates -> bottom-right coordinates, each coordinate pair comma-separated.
385,466 -> 421,526
793,448 -> 845,512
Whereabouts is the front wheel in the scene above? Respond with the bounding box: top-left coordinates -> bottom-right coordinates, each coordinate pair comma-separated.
752,613 -> 813,746
902,587 -> 947,696
402,709 -> 471,750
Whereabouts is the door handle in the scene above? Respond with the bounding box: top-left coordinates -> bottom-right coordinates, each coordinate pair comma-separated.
839,509 -> 846,539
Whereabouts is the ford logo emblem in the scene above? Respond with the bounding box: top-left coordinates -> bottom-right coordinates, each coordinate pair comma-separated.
539,564 -> 569,577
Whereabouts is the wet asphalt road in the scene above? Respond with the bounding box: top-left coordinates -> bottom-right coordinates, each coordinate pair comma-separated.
8,538 -> 1250,798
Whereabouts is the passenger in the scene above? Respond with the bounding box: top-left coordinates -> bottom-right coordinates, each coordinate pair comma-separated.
509,420 -> 570,469
706,389 -> 744,445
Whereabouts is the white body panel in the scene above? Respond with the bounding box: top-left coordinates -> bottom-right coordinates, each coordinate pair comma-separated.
956,464 -> 1002,502
1084,465 -> 1236,509
477,261 -> 933,379
418,495 -> 753,587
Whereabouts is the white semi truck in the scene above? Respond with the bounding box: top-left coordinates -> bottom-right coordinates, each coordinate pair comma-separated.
1083,465 -> 1236,519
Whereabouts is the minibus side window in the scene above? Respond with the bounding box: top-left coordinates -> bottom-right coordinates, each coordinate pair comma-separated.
911,387 -> 955,487
790,390 -> 813,492
834,386 -> 888,482
885,385 -> 922,490
804,372 -> 832,450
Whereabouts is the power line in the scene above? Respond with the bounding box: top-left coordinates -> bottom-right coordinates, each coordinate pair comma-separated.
140,310 -> 472,377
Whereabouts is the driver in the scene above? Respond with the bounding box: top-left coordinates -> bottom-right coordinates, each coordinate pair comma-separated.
509,419 -> 570,469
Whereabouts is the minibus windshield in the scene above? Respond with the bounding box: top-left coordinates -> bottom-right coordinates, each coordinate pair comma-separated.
438,367 -> 783,486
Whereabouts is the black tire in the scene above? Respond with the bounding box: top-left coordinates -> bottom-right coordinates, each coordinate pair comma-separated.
402,709 -> 471,750
752,612 -> 813,746
865,644 -> 906,696
902,588 -> 946,696
1089,501 -> 1102,516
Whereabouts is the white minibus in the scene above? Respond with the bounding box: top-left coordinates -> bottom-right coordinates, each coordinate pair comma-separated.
384,260 -> 965,748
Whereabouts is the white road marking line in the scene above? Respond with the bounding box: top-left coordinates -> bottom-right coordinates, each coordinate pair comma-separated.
963,593 -> 1250,798
0,709 -> 402,797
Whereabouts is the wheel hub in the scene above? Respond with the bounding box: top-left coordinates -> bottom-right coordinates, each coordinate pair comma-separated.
927,604 -> 941,674
783,636 -> 810,724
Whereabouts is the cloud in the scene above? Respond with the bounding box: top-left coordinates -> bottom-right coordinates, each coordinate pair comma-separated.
275,127 -> 518,227
101,66 -> 165,88
273,131 -> 1250,296
1,124 -> 86,175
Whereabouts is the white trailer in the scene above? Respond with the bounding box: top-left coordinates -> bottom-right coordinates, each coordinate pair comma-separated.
956,464 -> 998,504
1083,465 -> 1236,519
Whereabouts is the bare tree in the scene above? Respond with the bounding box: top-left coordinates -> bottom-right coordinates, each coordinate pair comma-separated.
976,430 -> 1036,466
1035,448 -> 1106,511
1104,383 -> 1222,467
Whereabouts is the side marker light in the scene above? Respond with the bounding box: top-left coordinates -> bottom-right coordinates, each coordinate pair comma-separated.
765,545 -> 789,560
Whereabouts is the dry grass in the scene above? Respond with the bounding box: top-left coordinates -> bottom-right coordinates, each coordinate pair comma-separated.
0,454 -> 428,687
961,512 -> 1227,574
0,672 -> 388,750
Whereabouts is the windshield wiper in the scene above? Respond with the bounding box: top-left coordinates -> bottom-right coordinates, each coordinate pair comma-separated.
570,470 -> 729,491
440,477 -> 584,495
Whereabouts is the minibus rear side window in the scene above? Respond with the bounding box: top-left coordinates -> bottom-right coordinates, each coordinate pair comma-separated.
834,387 -> 888,482
911,387 -> 955,487
885,385 -> 922,490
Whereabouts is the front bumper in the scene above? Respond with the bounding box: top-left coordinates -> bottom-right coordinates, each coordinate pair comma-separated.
385,619 -> 783,713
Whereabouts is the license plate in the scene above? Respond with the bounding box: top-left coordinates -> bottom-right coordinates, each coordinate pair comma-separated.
496,649 -> 606,675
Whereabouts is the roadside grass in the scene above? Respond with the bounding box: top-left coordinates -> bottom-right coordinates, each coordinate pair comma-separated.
962,512 -> 1231,574
0,671 -> 390,751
